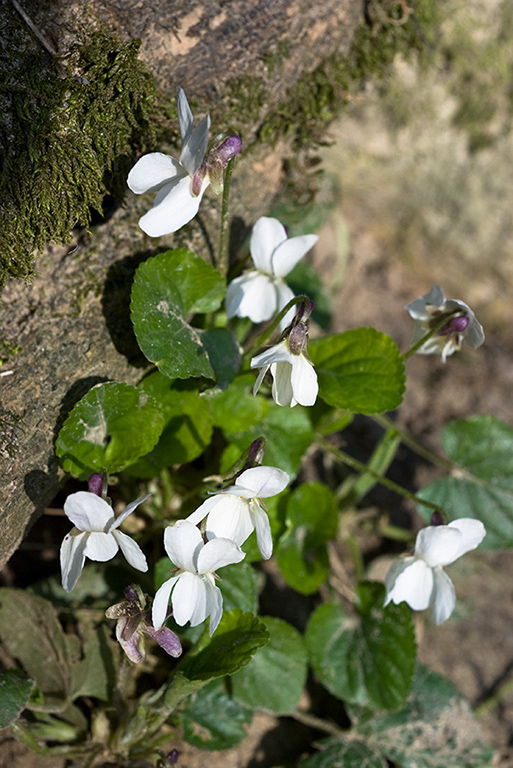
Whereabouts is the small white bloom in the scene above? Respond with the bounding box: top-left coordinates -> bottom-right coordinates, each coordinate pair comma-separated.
225,216 -> 318,330
186,466 -> 290,560
152,520 -> 245,635
251,334 -> 318,408
384,518 -> 486,624
60,492 -> 149,592
127,87 -> 211,237
406,285 -> 484,363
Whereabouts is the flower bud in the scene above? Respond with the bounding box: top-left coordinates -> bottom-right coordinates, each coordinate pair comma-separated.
430,511 -> 444,526
87,473 -> 103,497
438,314 -> 470,336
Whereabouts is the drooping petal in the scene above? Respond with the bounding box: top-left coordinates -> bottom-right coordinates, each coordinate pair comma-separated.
205,580 -> 223,635
152,575 -> 179,630
145,624 -> 183,657
176,86 -> 194,146
253,364 -> 269,396
60,531 -> 88,592
251,341 -> 293,369
112,530 -> 148,572
235,466 -> 290,498
84,531 -> 119,562
110,493 -> 152,530
290,354 -> 318,406
186,495 -> 225,527
271,361 -> 294,406
445,519 -> 486,562
225,271 -> 279,323
415,525 -> 466,568
202,496 -> 254,546
271,234 -> 318,278
197,537 -> 245,574
384,557 -> 434,611
64,491 -> 114,532
127,153 -> 183,194
164,520 -> 203,572
250,217 -> 287,273
406,285 -> 445,319
138,175 -> 207,237
180,116 -> 210,177
250,504 -> 273,560
431,568 -> 456,624
171,572 -> 206,626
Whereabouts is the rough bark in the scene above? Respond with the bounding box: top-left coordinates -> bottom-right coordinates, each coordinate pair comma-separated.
0,0 -> 364,566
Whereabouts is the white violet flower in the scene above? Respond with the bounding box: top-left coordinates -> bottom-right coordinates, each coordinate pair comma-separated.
406,285 -> 484,363
152,520 -> 245,636
128,88 -> 241,237
186,465 -> 290,560
384,517 -> 486,624
225,216 -> 318,330
60,491 -> 150,592
251,303 -> 318,407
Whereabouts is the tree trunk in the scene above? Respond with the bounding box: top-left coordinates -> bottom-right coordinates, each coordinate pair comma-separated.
0,0 -> 366,566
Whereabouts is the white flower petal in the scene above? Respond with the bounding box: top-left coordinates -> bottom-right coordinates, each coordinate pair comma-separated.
127,153 -> 183,194
64,491 -> 114,532
110,493 -> 151,530
197,537 -> 245,574
250,217 -> 287,273
164,520 -> 203,572
446,518 -> 486,560
251,341 -> 293,369
271,234 -> 318,278
152,575 -> 179,630
203,496 -> 254,546
84,531 -> 119,562
180,115 -> 210,176
253,364 -> 269,396
236,466 -> 290,497
138,175 -> 207,237
186,495 -> 224,527
290,354 -> 318,406
415,525 -> 466,568
112,530 -> 148,572
271,361 -> 294,406
172,572 -> 207,626
225,272 -> 278,323
205,581 -> 223,635
431,568 -> 456,624
384,557 -> 434,611
464,315 -> 485,348
176,87 -> 194,145
251,504 -> 273,560
60,531 -> 88,592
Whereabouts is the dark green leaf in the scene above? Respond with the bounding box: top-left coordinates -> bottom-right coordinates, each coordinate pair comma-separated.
178,610 -> 269,681
276,483 -> 339,594
208,375 -> 270,433
418,416 -> 513,548
231,617 -> 307,714
131,250 -> 225,379
181,679 -> 253,750
200,328 -> 242,389
0,670 -> 35,728
71,623 -> 117,701
56,382 -> 166,478
309,329 -> 406,414
219,562 -> 259,614
305,583 -> 416,711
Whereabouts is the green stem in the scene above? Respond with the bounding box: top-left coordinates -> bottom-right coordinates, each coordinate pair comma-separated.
218,157 -> 235,277
292,709 -> 347,739
245,293 -> 310,358
318,438 -> 446,516
372,413 -> 453,471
